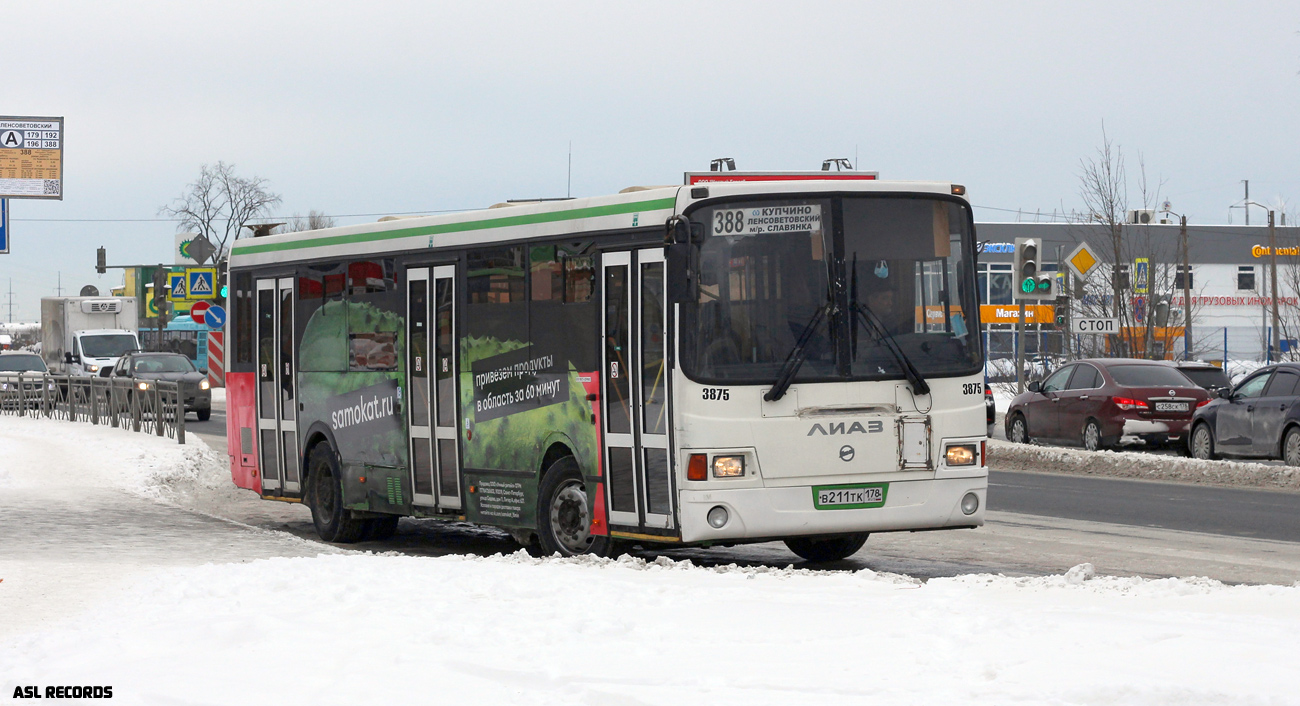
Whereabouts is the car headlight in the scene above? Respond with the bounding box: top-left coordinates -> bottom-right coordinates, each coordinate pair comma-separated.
945,444 -> 977,467
199,379 -> 210,390
137,381 -> 151,391
0,383 -> 8,390
712,455 -> 745,478
88,365 -> 99,372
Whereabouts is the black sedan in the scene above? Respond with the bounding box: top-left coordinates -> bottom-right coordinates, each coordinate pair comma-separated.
1189,363 -> 1300,464
109,352 -> 212,421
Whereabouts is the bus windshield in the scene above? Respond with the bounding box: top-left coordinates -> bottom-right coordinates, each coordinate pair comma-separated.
681,195 -> 982,384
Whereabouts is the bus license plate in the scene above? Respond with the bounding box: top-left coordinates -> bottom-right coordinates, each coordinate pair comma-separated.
813,483 -> 887,510
1154,402 -> 1189,412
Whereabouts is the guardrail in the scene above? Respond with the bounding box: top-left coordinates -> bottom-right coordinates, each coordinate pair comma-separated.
0,373 -> 186,444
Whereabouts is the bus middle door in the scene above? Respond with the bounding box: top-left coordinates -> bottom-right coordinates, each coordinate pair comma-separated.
601,248 -> 674,535
406,265 -> 462,512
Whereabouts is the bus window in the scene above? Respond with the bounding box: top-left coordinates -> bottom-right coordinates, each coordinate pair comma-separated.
347,259 -> 399,371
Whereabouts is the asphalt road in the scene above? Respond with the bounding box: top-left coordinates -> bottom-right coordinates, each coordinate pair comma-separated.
181,394 -> 1300,584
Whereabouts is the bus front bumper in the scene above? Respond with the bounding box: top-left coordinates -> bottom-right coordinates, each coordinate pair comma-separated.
677,477 -> 986,544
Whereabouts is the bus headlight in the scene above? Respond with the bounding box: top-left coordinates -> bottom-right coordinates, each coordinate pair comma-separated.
945,444 -> 977,467
199,379 -> 210,390
88,365 -> 99,372
961,492 -> 980,515
712,455 -> 745,478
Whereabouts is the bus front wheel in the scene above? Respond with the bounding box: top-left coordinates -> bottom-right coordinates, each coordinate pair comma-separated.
307,443 -> 367,543
537,456 -> 614,558
784,533 -> 869,563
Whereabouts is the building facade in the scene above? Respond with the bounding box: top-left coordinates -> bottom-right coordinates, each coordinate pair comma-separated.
973,222 -> 1300,363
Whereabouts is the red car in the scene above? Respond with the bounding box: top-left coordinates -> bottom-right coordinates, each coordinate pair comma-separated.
1005,358 -> 1211,451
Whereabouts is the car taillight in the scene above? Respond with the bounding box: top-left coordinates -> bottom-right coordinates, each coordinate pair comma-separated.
1112,396 -> 1149,411
1196,398 -> 1211,408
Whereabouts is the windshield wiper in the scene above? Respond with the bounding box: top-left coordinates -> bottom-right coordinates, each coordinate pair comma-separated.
851,301 -> 930,396
764,302 -> 831,402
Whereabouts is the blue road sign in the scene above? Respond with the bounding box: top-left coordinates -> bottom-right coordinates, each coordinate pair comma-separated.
0,199 -> 8,254
169,272 -> 187,299
187,268 -> 215,298
204,304 -> 227,329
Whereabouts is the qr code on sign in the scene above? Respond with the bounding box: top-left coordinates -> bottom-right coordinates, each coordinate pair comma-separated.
43,179 -> 60,195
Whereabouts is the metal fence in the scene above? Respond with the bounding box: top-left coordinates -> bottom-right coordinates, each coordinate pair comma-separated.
0,373 -> 186,444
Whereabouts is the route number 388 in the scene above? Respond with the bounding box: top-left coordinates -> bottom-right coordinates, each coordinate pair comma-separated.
713,210 -> 746,235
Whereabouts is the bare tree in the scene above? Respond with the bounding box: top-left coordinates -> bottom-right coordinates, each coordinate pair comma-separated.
1074,129 -> 1188,360
160,162 -> 282,257
277,209 -> 337,233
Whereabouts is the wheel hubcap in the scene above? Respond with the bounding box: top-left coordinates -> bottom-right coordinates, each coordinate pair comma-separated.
1013,420 -> 1025,442
1085,424 -> 1099,450
1287,434 -> 1300,465
550,480 -> 591,554
1194,429 -> 1210,458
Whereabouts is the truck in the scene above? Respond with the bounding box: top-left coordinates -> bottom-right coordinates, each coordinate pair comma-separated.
41,297 -> 141,376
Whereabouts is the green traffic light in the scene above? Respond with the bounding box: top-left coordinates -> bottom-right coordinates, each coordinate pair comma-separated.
220,285 -> 228,298
1037,278 -> 1052,292
1021,278 -> 1036,294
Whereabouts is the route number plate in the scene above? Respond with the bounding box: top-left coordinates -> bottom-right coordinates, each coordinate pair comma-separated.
812,483 -> 887,510
1154,402 -> 1189,412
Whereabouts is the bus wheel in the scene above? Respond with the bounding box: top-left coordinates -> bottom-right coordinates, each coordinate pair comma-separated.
784,533 -> 869,563
537,456 -> 612,557
306,443 -> 366,543
362,516 -> 399,541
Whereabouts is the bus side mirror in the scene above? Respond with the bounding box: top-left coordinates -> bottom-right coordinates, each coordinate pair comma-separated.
666,243 -> 694,304
64,352 -> 75,364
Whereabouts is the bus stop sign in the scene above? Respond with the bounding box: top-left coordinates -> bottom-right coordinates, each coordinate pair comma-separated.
190,300 -> 211,324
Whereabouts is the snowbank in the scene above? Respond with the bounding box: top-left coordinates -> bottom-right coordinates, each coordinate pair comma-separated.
0,416 -> 222,497
989,438 -> 1300,491
2,552 -> 1298,704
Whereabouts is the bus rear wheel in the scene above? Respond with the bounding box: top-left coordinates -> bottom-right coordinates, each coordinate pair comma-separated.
784,533 -> 869,563
307,443 -> 367,543
537,456 -> 613,557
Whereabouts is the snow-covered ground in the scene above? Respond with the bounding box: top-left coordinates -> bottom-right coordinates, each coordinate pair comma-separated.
4,417 -> 1300,704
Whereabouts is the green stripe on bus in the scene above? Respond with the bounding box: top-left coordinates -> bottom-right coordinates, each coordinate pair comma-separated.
231,197 -> 678,256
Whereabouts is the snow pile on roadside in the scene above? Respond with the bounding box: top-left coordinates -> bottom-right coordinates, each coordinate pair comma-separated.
3,551 -> 1297,704
0,416 -> 240,509
989,438 -> 1300,490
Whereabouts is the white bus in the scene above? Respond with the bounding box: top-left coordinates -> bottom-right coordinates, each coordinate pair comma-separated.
224,172 -> 987,561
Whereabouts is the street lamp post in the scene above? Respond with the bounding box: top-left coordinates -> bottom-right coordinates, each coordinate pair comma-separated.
1244,201 -> 1280,362
1162,207 -> 1193,360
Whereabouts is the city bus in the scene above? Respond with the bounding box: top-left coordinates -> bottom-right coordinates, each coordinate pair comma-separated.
224,173 -> 987,561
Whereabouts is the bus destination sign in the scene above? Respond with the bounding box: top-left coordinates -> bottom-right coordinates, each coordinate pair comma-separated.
0,116 -> 64,200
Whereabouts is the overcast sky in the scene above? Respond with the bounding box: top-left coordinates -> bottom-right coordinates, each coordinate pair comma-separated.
2,1 -> 1297,321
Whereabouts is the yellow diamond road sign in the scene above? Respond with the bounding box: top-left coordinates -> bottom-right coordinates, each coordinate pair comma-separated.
1066,242 -> 1100,280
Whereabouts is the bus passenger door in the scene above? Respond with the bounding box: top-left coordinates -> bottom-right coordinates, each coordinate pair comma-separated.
433,266 -> 462,509
601,249 -> 674,532
406,268 -> 436,507
406,265 -> 462,511
255,277 -> 301,494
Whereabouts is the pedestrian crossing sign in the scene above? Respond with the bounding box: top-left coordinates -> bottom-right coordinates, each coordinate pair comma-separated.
186,267 -> 217,300
168,272 -> 186,300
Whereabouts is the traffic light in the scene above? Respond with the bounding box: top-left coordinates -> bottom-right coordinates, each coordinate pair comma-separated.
96,247 -> 106,274
1013,237 -> 1054,300
218,268 -> 228,301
